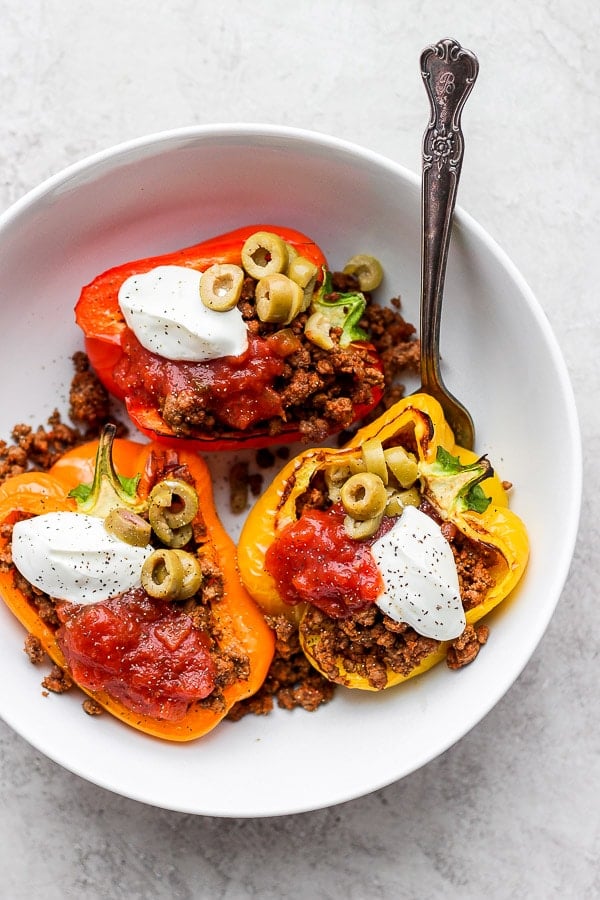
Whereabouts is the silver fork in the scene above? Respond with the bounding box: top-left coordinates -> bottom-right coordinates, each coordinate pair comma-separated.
418,37 -> 479,450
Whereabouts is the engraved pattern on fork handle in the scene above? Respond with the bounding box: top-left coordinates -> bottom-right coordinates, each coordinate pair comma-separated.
420,38 -> 479,391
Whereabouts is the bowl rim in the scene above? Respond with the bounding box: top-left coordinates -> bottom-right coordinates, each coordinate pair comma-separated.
1,122 -> 425,224
0,123 -> 584,815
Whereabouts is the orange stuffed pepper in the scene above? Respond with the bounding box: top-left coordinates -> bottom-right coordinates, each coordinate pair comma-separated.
0,425 -> 274,740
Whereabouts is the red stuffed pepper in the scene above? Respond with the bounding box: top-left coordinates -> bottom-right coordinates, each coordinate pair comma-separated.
75,225 -> 391,451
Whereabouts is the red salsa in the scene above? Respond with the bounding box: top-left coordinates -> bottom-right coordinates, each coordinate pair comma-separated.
56,588 -> 216,722
265,504 -> 386,619
113,331 -> 299,431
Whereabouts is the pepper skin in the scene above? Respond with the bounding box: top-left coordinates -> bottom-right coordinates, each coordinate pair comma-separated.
237,393 -> 529,690
0,435 -> 274,740
75,224 -> 384,451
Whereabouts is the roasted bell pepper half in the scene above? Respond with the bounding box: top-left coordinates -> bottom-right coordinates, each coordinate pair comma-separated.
0,427 -> 274,740
74,224 -> 384,451
237,393 -> 529,691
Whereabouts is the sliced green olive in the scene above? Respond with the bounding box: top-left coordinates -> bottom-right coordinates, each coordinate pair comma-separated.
343,254 -> 384,292
241,231 -> 288,279
287,255 -> 319,310
285,243 -> 299,265
384,487 -> 421,517
362,439 -> 388,485
287,255 -> 318,289
343,512 -> 383,541
324,463 -> 352,504
384,446 -> 419,488
348,456 -> 367,475
304,311 -> 334,350
200,263 -> 244,311
172,549 -> 203,600
141,549 -> 184,600
340,472 -> 387,521
149,479 -> 198,528
255,273 -> 304,325
149,479 -> 198,548
150,518 -> 192,549
104,508 -> 151,547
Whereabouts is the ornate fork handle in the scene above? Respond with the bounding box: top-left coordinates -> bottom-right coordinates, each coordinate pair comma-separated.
420,38 -> 479,389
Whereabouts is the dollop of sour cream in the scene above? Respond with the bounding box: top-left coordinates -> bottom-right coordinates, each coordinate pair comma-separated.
371,505 -> 465,641
11,512 -> 153,605
118,265 -> 248,361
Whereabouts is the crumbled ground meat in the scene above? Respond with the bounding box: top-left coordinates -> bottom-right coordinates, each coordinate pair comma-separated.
446,624 -> 489,669
11,542 -> 249,719
7,565 -> 61,628
196,553 -> 225,605
255,448 -> 276,469
23,634 -> 44,664
229,461 -> 250,514
0,333 -> 500,724
180,550 -> 254,716
299,605 -> 439,690
42,664 -> 73,694
227,459 -> 265,516
363,297 -> 420,389
453,539 -> 498,611
0,354 -> 126,488
69,351 -> 112,435
141,270 -> 418,444
294,473 -> 330,518
272,331 -> 386,444
0,524 -> 14,571
0,413 -> 81,483
10,567 -> 60,627
0,358 -> 250,720
266,491 -> 501,692
248,472 -> 263,496
226,615 -> 335,720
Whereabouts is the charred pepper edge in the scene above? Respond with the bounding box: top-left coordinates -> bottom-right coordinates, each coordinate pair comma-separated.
237,393 -> 530,690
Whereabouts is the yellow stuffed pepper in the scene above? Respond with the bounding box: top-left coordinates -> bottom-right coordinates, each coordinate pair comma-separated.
237,393 -> 529,691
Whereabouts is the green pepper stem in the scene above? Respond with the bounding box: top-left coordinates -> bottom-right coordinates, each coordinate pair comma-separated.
419,447 -> 493,515
69,424 -> 146,518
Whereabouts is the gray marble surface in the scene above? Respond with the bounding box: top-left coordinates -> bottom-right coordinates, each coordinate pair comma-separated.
0,2 -> 598,898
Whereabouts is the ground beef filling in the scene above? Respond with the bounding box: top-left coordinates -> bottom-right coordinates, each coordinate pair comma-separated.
293,519 -> 499,690
300,605 -> 439,690
0,269 -> 422,720
229,506 -> 500,717
117,272 -> 419,444
227,614 -> 335,720
0,367 -> 249,720
0,352 -> 119,483
1,510 -> 248,719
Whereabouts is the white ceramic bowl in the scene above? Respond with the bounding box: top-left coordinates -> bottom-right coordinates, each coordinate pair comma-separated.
0,125 -> 581,817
